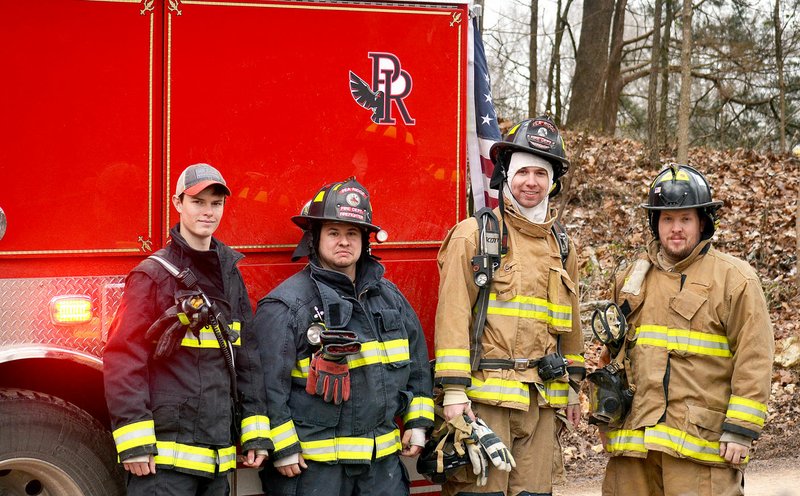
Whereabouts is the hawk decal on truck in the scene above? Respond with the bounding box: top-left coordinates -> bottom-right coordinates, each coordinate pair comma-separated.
349,52 -> 415,125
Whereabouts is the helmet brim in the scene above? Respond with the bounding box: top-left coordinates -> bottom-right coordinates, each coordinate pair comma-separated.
489,140 -> 570,168
291,214 -> 380,233
640,200 -> 723,211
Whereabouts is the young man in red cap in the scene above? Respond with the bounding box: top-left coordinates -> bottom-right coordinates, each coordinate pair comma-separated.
104,163 -> 272,495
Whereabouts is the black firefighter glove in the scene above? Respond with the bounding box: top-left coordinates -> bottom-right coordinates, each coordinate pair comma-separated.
144,290 -> 209,359
305,330 -> 361,404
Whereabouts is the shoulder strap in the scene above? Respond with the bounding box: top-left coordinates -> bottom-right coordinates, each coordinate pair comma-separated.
147,254 -> 199,289
469,207 -> 501,371
551,220 -> 570,268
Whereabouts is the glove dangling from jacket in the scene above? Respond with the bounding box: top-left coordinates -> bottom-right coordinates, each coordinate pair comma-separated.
305,330 -> 361,405
306,351 -> 351,404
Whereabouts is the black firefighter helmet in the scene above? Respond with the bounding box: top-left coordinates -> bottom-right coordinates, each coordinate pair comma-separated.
416,430 -> 473,484
489,116 -> 570,195
292,177 -> 381,233
641,163 -> 723,240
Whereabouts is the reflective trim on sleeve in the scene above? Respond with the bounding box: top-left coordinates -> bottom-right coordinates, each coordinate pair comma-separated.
635,325 -> 732,358
292,357 -> 310,379
487,293 -> 572,330
467,377 -> 530,405
113,420 -> 156,453
403,396 -> 435,424
564,354 -> 585,364
181,321 -> 242,348
726,395 -> 768,427
270,420 -> 300,452
434,348 -> 472,374
154,442 -> 237,474
535,381 -> 570,407
240,415 -> 271,444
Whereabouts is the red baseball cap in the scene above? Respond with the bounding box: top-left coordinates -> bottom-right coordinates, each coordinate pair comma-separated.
175,163 -> 231,197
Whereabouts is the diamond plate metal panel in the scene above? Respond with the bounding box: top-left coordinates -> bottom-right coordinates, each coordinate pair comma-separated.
0,276 -> 125,358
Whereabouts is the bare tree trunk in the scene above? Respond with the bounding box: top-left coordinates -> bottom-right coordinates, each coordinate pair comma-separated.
647,0 -> 664,168
676,0 -> 693,163
601,0 -> 628,135
658,0 -> 674,148
566,0 -> 615,130
546,0 -> 572,124
774,0 -> 786,153
529,0 -> 539,117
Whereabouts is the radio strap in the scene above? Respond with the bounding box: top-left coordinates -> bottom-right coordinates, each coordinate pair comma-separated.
470,208 -> 500,370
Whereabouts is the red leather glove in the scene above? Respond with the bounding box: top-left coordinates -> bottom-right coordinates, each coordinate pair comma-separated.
306,351 -> 351,404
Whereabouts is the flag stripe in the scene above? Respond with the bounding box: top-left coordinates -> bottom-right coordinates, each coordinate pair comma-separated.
467,13 -> 501,211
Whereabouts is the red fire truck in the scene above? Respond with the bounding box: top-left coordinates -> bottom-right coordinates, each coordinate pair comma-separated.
0,0 -> 470,494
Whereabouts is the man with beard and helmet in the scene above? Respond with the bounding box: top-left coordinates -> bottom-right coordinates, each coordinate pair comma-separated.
104,163 -> 272,495
434,116 -> 585,496
598,164 -> 774,496
253,177 -> 434,496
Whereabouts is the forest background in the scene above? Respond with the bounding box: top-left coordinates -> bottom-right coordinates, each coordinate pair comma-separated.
472,0 -> 800,481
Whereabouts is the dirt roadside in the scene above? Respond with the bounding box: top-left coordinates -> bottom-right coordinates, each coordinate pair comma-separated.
553,456 -> 800,496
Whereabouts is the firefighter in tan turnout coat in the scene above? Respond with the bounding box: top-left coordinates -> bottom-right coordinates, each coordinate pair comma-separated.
434,117 -> 585,496
600,164 -> 775,496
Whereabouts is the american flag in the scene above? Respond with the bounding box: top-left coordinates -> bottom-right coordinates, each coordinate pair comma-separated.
467,12 -> 501,211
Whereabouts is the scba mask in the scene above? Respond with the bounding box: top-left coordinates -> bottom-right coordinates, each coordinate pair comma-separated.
587,362 -> 634,427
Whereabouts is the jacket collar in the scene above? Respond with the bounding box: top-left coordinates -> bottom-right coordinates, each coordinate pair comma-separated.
308,254 -> 384,295
647,238 -> 712,272
168,224 -> 243,268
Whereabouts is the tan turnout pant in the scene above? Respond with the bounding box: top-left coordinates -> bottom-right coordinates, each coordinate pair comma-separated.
442,398 -> 556,496
602,450 -> 744,496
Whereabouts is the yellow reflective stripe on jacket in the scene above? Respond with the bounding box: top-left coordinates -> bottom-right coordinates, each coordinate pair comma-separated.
403,396 -> 435,424
726,395 -> 768,427
607,425 -> 749,464
300,429 -> 401,462
467,377 -> 530,405
292,339 -> 410,377
154,441 -> 237,474
375,430 -> 402,458
434,348 -> 471,374
606,429 -> 648,453
348,339 -> 410,368
271,420 -> 300,452
564,354 -> 585,364
635,325 -> 732,357
292,357 -> 310,378
240,415 -> 271,444
113,419 -> 156,453
181,321 -> 242,348
646,424 -> 743,463
535,381 -> 570,407
487,293 -> 572,329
